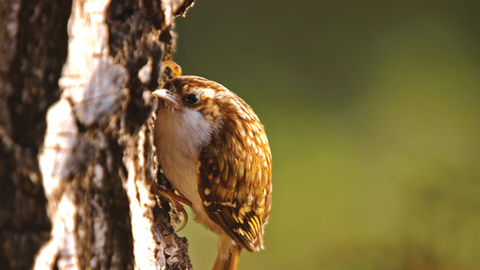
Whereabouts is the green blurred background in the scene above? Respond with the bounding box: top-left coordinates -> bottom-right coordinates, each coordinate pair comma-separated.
172,1 -> 480,269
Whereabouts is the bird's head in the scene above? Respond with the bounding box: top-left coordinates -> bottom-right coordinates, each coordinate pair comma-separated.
153,75 -> 261,134
153,76 -> 230,128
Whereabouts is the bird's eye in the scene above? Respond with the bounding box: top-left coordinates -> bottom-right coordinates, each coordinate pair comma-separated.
185,94 -> 199,105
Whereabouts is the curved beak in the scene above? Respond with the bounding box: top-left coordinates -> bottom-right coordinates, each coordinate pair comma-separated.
153,89 -> 179,109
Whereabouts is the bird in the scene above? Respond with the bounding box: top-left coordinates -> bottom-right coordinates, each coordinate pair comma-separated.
152,71 -> 272,270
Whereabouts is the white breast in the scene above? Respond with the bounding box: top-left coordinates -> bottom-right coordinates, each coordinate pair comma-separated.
154,107 -> 224,234
154,107 -> 209,199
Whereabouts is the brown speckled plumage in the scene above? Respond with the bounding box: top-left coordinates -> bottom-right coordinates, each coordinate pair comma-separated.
153,76 -> 272,270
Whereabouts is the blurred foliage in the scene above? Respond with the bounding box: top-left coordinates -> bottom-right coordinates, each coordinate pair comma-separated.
173,1 -> 480,269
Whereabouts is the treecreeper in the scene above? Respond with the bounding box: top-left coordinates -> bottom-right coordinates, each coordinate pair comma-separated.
152,62 -> 272,270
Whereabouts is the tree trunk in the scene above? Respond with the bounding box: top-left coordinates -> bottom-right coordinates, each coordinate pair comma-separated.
0,0 -> 195,269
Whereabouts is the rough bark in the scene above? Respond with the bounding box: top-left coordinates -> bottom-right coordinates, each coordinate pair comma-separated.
0,0 -> 71,269
0,0 -> 195,269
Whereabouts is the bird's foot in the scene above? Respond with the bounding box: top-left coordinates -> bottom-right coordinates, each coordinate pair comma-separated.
150,183 -> 192,231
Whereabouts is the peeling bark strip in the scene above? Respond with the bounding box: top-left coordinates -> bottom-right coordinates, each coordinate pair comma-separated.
31,0 -> 194,270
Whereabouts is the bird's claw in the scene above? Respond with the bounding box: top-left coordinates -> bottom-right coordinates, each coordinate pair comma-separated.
150,183 -> 191,232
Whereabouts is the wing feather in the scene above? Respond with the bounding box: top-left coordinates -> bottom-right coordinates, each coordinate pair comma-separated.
197,98 -> 272,252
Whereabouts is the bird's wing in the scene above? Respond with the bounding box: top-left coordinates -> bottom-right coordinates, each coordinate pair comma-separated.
197,115 -> 272,252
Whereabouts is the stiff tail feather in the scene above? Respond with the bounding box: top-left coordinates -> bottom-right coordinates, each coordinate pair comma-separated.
212,244 -> 242,270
